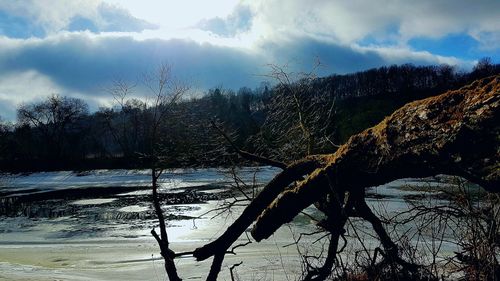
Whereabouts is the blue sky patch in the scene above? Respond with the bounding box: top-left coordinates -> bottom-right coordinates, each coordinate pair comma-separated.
0,10 -> 45,38
409,34 -> 484,61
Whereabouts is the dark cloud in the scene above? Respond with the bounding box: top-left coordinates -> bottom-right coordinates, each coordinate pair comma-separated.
197,5 -> 253,37
0,34 -> 266,94
0,32 -> 462,105
257,35 -> 463,76
260,38 -> 386,75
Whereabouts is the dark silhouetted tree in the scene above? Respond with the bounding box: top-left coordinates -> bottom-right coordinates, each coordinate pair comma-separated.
17,94 -> 89,160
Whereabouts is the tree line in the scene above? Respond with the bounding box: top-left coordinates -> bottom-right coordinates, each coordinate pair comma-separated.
0,58 -> 498,172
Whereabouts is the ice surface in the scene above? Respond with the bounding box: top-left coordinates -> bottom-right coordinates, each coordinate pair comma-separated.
0,168 -> 464,280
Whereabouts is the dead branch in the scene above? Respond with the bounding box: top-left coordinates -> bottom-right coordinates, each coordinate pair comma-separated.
210,120 -> 287,169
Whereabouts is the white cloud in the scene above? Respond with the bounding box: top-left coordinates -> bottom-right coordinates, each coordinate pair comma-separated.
196,5 -> 253,37
0,0 -> 156,38
242,0 -> 500,48
0,70 -> 65,120
0,29 -> 473,101
2,0 -> 499,53
469,30 -> 500,51
353,44 -> 472,68
0,70 -> 62,102
0,69 -> 116,121
0,33 -> 268,95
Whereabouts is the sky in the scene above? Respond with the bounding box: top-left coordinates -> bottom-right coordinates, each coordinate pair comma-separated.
0,0 -> 499,120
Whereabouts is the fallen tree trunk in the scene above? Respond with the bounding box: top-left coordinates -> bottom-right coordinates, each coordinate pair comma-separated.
252,75 -> 499,240
193,75 -> 499,280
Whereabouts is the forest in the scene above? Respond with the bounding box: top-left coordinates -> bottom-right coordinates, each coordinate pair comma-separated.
0,59 -> 498,172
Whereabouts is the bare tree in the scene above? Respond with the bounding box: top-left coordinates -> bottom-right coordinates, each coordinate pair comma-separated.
254,61 -> 338,162
105,63 -> 188,281
17,94 -> 89,159
142,63 -> 188,281
102,79 -> 143,157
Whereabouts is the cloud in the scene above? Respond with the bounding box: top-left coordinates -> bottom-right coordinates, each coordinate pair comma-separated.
0,32 -> 470,98
196,5 -> 253,37
257,34 -> 476,77
258,37 -> 384,75
0,0 -> 495,121
244,0 -> 500,51
0,33 -> 268,95
0,70 -> 67,120
470,30 -> 500,51
93,2 -> 157,32
0,97 -> 16,121
0,68 -> 121,121
354,44 -> 468,67
68,16 -> 100,33
0,0 -> 157,38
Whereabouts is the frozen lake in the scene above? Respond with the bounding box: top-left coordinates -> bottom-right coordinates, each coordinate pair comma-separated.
0,167 -> 461,280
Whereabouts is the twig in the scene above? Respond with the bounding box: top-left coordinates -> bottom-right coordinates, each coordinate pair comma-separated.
230,261 -> 243,281
210,120 -> 287,169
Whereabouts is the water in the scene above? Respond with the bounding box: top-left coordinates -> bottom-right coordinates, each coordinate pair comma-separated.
0,168 -> 461,280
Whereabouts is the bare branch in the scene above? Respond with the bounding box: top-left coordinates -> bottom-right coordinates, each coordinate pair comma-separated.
211,120 -> 287,169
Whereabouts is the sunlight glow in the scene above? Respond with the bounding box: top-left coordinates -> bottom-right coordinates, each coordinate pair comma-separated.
101,0 -> 257,47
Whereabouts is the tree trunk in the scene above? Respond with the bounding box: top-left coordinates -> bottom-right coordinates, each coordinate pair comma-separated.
197,75 -> 499,264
